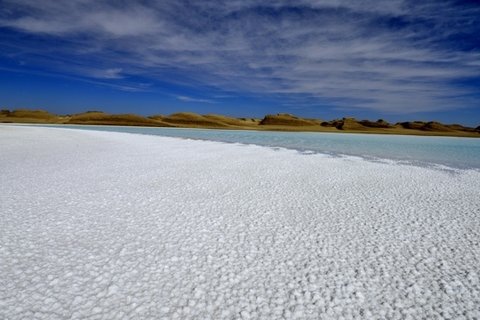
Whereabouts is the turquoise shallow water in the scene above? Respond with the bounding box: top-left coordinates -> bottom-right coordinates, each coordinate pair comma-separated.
40,125 -> 480,169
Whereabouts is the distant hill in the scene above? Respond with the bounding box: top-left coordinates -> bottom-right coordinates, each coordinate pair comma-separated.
154,112 -> 229,128
203,114 -> 260,127
67,111 -> 169,127
259,113 -> 321,126
398,121 -> 477,133
1,108 -> 478,137
149,113 -> 261,128
0,109 -> 63,123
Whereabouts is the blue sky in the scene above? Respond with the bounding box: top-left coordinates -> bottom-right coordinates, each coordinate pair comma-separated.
1,0 -> 479,125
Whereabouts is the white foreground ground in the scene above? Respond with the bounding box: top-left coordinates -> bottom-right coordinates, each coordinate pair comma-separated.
1,125 -> 480,320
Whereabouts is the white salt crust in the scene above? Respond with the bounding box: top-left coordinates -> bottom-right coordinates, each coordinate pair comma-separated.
1,125 -> 479,319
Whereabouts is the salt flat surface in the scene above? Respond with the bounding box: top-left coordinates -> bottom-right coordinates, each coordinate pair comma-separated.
1,125 -> 480,319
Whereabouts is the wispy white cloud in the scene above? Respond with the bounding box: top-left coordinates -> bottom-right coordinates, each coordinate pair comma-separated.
1,0 -> 479,113
176,95 -> 216,104
91,68 -> 123,79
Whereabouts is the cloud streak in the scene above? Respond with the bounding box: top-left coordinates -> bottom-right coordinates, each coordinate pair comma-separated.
1,0 -> 479,113
176,95 -> 216,104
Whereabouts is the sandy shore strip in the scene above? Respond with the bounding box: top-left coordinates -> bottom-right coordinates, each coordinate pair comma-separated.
1,125 -> 479,319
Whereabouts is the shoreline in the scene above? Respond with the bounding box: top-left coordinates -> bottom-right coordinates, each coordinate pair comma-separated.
2,121 -> 480,139
3,123 -> 480,170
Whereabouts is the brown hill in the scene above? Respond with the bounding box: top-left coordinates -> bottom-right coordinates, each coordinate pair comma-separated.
10,109 -> 57,119
203,114 -> 259,127
67,112 -> 169,127
150,113 -> 260,128
148,114 -> 166,121
396,121 -> 480,135
336,118 -> 368,130
359,119 -> 392,128
399,121 -> 458,132
0,109 -> 62,123
398,121 -> 428,130
260,113 -> 321,126
239,117 -> 260,123
422,121 -> 455,132
161,112 -> 229,128
445,124 -> 476,132
322,118 -> 370,130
